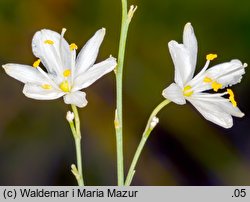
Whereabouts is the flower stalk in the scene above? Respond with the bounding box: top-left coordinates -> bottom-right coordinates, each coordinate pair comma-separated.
115,0 -> 137,186
125,99 -> 171,185
67,105 -> 84,186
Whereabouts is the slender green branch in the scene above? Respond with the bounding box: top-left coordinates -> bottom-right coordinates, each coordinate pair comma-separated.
115,0 -> 137,186
66,105 -> 84,186
125,99 -> 171,185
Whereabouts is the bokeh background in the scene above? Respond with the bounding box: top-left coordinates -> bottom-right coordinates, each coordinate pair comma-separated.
0,0 -> 250,185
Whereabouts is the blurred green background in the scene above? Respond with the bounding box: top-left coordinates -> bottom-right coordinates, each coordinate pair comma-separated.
0,0 -> 250,185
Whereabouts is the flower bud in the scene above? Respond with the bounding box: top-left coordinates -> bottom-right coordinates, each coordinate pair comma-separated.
66,111 -> 74,122
150,116 -> 159,130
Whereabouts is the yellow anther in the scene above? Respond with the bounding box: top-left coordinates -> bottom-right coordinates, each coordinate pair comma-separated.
206,54 -> 217,61
227,89 -> 237,107
203,77 -> 213,83
230,98 -> 237,107
63,69 -> 71,77
44,40 -> 54,45
211,81 -> 222,92
227,89 -> 234,97
41,84 -> 52,90
33,59 -> 41,68
60,80 -> 70,92
183,85 -> 193,97
69,43 -> 78,51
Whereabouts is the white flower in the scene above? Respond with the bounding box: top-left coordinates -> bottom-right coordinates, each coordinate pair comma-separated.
162,23 -> 247,128
2,28 -> 117,108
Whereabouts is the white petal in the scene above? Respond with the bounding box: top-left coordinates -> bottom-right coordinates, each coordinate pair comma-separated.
183,22 -> 198,73
63,91 -> 88,108
3,63 -> 46,84
72,56 -> 116,91
217,101 -> 244,118
32,29 -> 70,75
191,93 -> 244,118
162,83 -> 186,105
59,28 -> 72,73
168,40 -> 194,87
23,84 -> 64,100
187,92 -> 244,129
205,59 -> 246,88
188,98 -> 233,128
75,28 -> 106,77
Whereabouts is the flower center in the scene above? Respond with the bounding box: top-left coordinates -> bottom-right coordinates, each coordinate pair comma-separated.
183,85 -> 193,97
60,80 -> 71,92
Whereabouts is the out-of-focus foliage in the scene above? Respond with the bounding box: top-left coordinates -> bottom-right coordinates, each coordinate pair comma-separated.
0,0 -> 249,185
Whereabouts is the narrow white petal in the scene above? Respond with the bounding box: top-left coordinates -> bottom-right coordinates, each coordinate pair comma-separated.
205,59 -> 246,87
72,56 -> 116,91
188,98 -> 233,128
190,93 -> 244,118
23,84 -> 64,100
183,22 -> 198,72
32,29 -> 70,75
168,40 -> 194,87
63,91 -> 88,108
75,28 -> 106,76
217,101 -> 244,118
59,28 -> 72,73
70,48 -> 77,82
3,63 -> 46,84
162,83 -> 186,105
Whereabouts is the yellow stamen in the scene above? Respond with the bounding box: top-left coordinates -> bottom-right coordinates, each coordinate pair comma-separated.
211,81 -> 222,92
183,85 -> 193,97
60,80 -> 70,92
63,69 -> 71,77
41,84 -> 52,90
227,89 -> 237,107
206,54 -> 217,61
203,77 -> 213,83
33,59 -> 41,68
230,98 -> 237,107
44,40 -> 54,45
227,89 -> 234,97
69,43 -> 78,51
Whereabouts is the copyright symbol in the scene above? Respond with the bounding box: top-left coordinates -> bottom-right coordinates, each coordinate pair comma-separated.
3,189 -> 16,199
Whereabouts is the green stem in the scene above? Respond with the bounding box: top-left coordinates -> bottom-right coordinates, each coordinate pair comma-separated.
74,137 -> 83,185
125,99 -> 171,185
69,104 -> 84,186
115,0 -> 137,186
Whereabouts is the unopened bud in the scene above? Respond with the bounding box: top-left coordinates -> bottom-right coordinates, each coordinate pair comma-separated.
149,116 -> 159,130
66,111 -> 74,122
71,164 -> 80,180
128,5 -> 137,21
